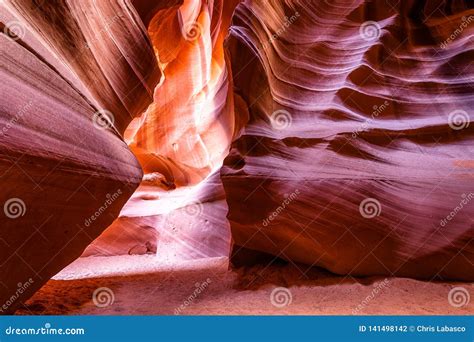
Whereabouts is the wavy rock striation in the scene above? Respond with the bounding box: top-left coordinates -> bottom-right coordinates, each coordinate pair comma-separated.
222,0 -> 474,280
0,0 -> 157,312
87,0 -> 241,261
1,0 -> 473,314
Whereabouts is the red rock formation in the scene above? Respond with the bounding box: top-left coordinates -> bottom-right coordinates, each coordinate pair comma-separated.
222,0 -> 474,281
1,0 -> 473,314
82,217 -> 158,257
0,0 -> 158,312
86,0 -> 240,261
127,0 -> 240,186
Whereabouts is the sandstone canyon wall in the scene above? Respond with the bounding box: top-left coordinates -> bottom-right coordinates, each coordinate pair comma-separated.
1,0 -> 473,313
0,0 -> 158,313
223,0 -> 474,281
84,0 -> 241,262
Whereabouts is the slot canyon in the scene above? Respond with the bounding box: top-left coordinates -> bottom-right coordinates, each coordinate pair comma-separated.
0,0 -> 473,315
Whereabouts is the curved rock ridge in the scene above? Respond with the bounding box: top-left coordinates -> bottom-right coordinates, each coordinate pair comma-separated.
126,0 -> 241,187
1,0 -> 474,315
85,169 -> 232,262
0,0 -> 159,312
222,0 -> 474,280
120,171 -> 232,261
1,0 -> 160,134
86,0 -> 242,261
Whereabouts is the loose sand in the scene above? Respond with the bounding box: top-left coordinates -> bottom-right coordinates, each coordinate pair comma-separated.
16,255 -> 473,315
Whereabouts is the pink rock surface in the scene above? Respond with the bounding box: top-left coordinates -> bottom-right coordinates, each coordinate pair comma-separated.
1,0 -> 473,315
86,171 -> 231,261
86,0 -> 239,261
82,217 -> 157,257
0,0 -> 158,312
222,0 -> 474,280
1,0 -> 160,134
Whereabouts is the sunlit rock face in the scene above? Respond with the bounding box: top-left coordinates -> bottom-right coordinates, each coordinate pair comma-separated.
127,0 -> 241,186
88,0 -> 241,261
82,217 -> 158,257
116,171 -> 231,261
1,0 -> 473,314
0,0 -> 157,312
222,0 -> 474,280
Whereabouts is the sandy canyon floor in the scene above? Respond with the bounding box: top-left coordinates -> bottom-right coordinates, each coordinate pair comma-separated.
16,256 -> 473,315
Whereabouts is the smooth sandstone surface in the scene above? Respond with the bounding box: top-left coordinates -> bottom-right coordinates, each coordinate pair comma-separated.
222,0 -> 474,280
86,0 -> 239,261
0,0 -> 157,312
1,0 -> 473,314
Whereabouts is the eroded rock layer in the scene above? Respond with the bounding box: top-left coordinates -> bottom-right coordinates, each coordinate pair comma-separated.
86,0 -> 240,261
1,0 -> 474,314
1,0 -> 160,134
0,0 -> 156,312
127,0 -> 241,186
222,0 -> 474,280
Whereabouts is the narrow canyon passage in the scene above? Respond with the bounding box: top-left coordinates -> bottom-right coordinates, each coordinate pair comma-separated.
0,0 -> 473,315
